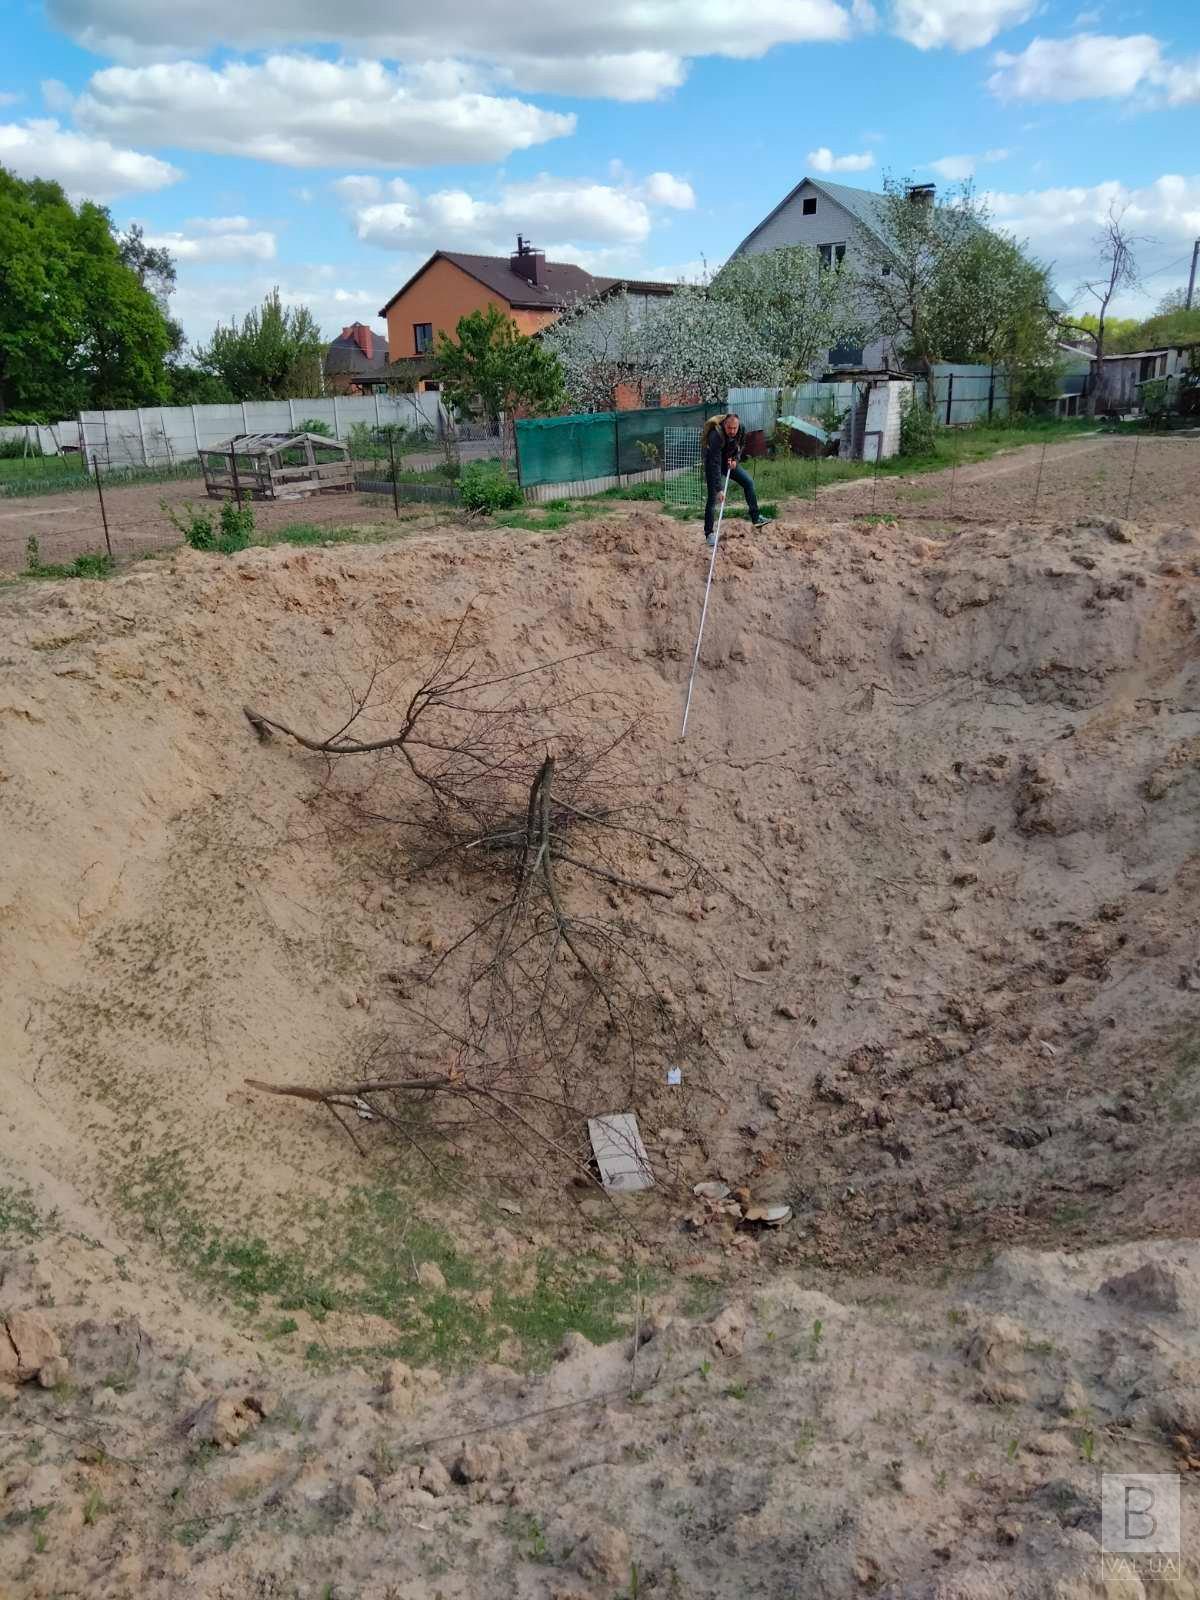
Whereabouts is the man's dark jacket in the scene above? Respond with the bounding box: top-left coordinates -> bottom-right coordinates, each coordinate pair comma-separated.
703,417 -> 746,494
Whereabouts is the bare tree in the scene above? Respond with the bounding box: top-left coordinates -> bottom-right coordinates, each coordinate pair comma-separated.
1078,203 -> 1147,415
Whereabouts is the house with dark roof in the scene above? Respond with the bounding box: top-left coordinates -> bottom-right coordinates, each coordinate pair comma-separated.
378,237 -> 618,392
324,322 -> 391,394
732,177 -> 1065,373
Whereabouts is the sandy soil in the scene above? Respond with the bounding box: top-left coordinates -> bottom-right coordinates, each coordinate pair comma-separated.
1,494 -> 1198,1596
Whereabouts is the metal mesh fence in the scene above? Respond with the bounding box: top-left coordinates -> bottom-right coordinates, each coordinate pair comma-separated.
663,427 -> 704,511
516,403 -> 721,490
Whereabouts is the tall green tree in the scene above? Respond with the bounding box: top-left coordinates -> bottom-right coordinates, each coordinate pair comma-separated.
432,305 -> 565,461
854,175 -> 990,397
925,229 -> 1060,409
194,289 -> 325,400
0,167 -> 173,418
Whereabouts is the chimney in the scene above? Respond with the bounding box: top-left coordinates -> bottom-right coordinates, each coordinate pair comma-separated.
350,323 -> 374,360
510,234 -> 547,288
906,183 -> 936,208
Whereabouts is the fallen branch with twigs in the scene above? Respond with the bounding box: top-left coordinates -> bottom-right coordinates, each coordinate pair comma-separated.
241,604 -> 726,1188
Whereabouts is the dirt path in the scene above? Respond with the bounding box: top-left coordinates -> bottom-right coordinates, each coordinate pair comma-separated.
826,433 -> 1199,526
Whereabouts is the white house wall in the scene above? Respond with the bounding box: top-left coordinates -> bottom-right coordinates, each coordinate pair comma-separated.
735,179 -> 892,370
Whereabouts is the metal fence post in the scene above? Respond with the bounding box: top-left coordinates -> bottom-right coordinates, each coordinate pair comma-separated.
191,405 -> 202,457
945,373 -> 954,427
230,442 -> 244,509
333,395 -> 341,438
92,455 -> 113,558
136,408 -> 149,466
388,432 -> 400,520
987,368 -> 995,421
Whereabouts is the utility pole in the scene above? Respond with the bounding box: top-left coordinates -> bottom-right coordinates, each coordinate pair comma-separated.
1187,238 -> 1200,311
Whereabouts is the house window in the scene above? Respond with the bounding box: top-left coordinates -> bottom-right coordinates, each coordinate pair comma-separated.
802,197 -> 817,215
414,322 -> 433,354
818,243 -> 846,271
828,340 -> 864,368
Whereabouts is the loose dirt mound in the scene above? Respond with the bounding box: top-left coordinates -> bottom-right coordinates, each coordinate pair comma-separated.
2,504 -> 1199,1595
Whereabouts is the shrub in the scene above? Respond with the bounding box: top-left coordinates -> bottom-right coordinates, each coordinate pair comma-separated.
295,418 -> 334,437
458,462 -> 523,514
24,535 -> 40,571
217,500 -> 255,551
899,391 -> 937,458
0,436 -> 44,460
168,498 -> 255,552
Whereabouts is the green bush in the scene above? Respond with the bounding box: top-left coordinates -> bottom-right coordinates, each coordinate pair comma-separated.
458,462 -> 523,514
0,435 -> 44,459
295,417 -> 334,437
899,391 -> 938,458
169,498 -> 255,552
218,500 -> 255,551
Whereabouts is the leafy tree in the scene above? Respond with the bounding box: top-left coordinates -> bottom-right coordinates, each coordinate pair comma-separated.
925,228 -> 1060,411
0,167 -> 173,418
638,284 -> 776,401
194,288 -> 325,401
709,245 -> 865,383
164,364 -> 235,404
853,175 -> 991,398
432,305 -> 565,460
542,290 -> 644,412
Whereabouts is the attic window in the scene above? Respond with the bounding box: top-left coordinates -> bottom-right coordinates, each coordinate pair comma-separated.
802,197 -> 817,215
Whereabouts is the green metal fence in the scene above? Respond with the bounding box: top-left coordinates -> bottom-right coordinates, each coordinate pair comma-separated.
515,403 -> 721,489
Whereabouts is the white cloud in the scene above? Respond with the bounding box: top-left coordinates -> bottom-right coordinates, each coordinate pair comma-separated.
500,52 -> 687,101
988,33 -> 1162,101
641,171 -> 695,209
75,56 -> 575,168
891,0 -> 1035,50
1160,60 -> 1200,107
0,91 -> 21,108
347,174 -> 656,253
142,223 -> 276,263
984,173 -> 1200,312
40,78 -> 75,113
49,0 -> 857,98
186,214 -> 252,233
807,146 -> 875,172
927,148 -> 1010,180
0,118 -> 180,201
928,154 -> 975,180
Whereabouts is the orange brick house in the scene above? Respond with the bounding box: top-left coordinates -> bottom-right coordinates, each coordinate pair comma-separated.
379,237 -> 612,391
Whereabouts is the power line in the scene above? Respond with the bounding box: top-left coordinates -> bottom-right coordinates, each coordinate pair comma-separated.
1139,252 -> 1192,281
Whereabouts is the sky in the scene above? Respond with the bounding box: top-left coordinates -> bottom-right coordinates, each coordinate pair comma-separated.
2,0 -> 1198,351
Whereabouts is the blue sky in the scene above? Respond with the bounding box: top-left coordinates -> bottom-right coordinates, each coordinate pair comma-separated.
2,0 -> 1197,348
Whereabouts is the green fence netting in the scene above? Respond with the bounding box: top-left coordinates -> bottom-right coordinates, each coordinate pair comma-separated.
516,403 -> 722,488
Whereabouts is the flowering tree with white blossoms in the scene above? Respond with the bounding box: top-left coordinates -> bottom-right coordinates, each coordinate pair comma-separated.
708,244 -> 867,384
637,284 -> 777,401
541,291 -> 641,412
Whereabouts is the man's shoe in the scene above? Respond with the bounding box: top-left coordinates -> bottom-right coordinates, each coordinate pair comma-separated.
749,515 -> 771,528
705,532 -> 717,547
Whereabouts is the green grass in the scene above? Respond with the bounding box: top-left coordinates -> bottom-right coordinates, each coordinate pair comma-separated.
0,457 -> 203,499
0,1181 -> 46,1245
18,552 -> 116,582
116,1152 -> 641,1371
594,418 -> 1099,512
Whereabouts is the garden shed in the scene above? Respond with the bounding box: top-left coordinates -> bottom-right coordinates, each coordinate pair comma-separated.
201,431 -> 353,501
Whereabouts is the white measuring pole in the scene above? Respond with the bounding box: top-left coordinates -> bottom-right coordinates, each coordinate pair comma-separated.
679,467 -> 731,739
